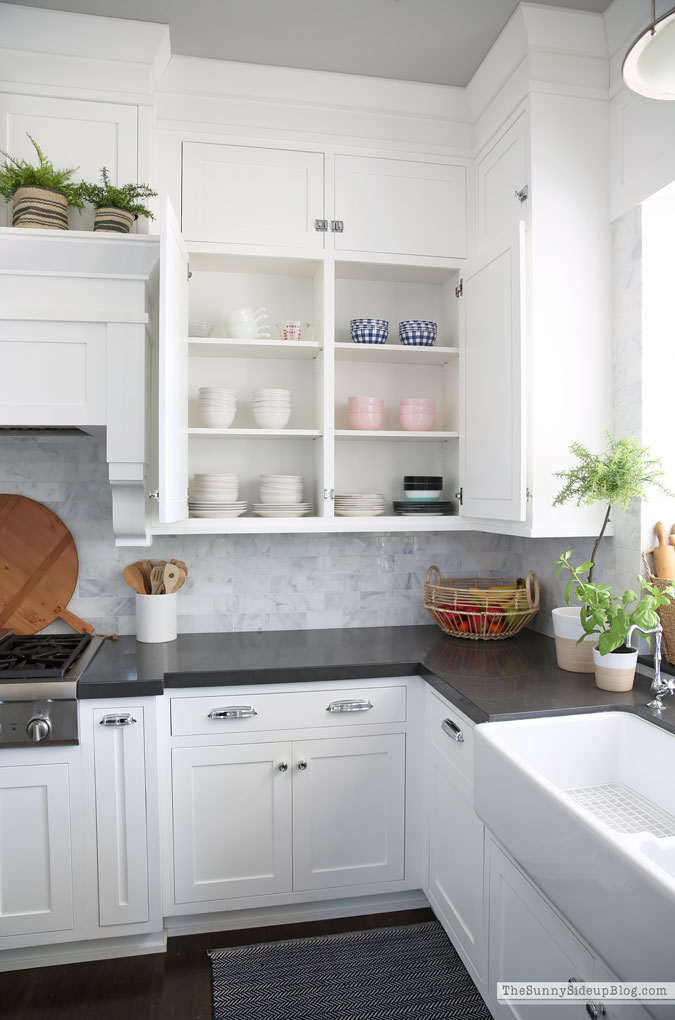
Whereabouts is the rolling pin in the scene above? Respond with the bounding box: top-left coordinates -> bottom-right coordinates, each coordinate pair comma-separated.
653,522 -> 675,579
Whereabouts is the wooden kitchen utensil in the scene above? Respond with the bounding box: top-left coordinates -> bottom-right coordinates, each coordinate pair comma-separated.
0,493 -> 93,633
652,522 -> 675,580
123,563 -> 146,594
171,558 -> 188,577
669,525 -> 675,552
139,560 -> 153,594
163,563 -> 182,594
150,564 -> 165,594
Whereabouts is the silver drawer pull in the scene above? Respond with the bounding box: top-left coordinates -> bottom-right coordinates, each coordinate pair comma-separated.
100,713 -> 137,727
326,699 -> 373,713
208,706 -> 258,720
442,718 -> 464,743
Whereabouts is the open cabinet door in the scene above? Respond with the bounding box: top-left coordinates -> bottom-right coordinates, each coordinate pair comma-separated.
158,195 -> 189,524
459,223 -> 526,522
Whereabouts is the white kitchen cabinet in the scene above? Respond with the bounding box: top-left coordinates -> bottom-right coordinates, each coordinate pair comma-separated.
0,758 -> 76,942
292,734 -> 405,891
458,223 -> 526,522
476,112 -> 528,253
424,692 -> 486,987
181,142 -> 326,250
0,93 -> 138,231
333,154 -> 467,259
488,839 -> 594,1020
171,740 -> 293,904
91,707 -> 151,927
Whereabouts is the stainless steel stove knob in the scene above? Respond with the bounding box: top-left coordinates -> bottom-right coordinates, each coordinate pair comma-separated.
27,717 -> 51,742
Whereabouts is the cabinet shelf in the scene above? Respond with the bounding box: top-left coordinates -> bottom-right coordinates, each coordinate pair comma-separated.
335,430 -> 459,441
189,428 -> 322,439
334,343 -> 458,366
189,338 -> 321,360
152,515 -> 469,535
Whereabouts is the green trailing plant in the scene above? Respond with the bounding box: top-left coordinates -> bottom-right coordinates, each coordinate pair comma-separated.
553,430 -> 671,581
554,550 -> 675,655
80,167 -> 157,220
0,133 -> 84,209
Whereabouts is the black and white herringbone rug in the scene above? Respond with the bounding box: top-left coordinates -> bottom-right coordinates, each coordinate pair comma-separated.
209,920 -> 492,1020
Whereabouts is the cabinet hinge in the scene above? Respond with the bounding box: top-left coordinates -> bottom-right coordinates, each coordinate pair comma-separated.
331,220 -> 344,233
454,487 -> 463,506
187,263 -> 192,281
455,280 -> 463,298
515,185 -> 529,204
314,219 -> 328,232
526,487 -> 532,502
148,490 -> 159,501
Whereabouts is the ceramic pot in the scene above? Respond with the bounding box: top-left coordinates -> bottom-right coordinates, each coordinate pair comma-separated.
593,646 -> 638,692
93,206 -> 135,233
552,606 -> 598,673
12,185 -> 68,229
135,592 -> 177,643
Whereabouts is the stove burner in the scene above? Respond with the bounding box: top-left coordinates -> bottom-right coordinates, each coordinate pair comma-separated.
0,633 -> 92,678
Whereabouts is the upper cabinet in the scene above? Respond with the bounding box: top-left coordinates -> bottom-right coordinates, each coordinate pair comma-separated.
333,155 -> 467,259
476,113 -> 527,254
180,142 -> 467,261
181,142 -> 325,249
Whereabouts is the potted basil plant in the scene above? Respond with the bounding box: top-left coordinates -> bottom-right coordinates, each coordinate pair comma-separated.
80,167 -> 157,233
0,134 -> 84,230
554,550 -> 675,692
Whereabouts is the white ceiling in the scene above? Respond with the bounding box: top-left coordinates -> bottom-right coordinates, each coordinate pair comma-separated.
2,0 -> 612,86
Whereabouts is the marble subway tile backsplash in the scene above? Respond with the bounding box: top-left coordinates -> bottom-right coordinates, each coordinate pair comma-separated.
0,435 -> 603,637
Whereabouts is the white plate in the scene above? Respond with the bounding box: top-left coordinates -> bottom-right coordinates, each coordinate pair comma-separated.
251,504 -> 312,510
253,508 -> 312,518
335,509 -> 386,517
190,508 -> 248,518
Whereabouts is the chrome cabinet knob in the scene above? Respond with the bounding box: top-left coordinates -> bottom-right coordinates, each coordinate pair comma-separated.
297,760 -> 308,771
27,717 -> 51,742
278,762 -> 289,772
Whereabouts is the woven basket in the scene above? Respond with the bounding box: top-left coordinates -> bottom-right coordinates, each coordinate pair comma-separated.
642,551 -> 675,665
93,207 -> 135,233
12,185 -> 68,230
424,566 -> 540,640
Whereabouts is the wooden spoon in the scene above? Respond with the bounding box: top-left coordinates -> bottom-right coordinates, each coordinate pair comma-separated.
171,558 -> 188,577
150,564 -> 166,595
123,563 -> 146,594
163,563 -> 183,594
139,560 -> 153,594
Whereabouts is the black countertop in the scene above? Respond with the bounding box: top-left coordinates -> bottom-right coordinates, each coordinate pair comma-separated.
78,626 -> 675,735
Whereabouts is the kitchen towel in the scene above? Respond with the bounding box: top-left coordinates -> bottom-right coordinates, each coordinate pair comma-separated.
209,919 -> 491,1019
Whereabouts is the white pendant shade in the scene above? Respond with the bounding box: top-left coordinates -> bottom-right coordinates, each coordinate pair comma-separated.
623,6 -> 675,100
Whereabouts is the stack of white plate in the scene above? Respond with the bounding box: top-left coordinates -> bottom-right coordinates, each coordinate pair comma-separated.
199,387 -> 237,429
188,473 -> 247,518
334,494 -> 386,517
253,474 -> 311,517
253,388 -> 291,429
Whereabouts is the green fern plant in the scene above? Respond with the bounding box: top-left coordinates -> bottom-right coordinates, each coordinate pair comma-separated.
80,167 -> 157,220
553,431 -> 671,581
0,134 -> 84,209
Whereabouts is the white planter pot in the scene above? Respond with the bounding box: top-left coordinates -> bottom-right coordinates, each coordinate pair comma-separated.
592,646 -> 638,692
135,592 -> 178,643
552,606 -> 598,673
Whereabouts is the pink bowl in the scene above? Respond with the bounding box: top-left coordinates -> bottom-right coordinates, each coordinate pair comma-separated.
400,398 -> 435,406
348,396 -> 384,407
400,411 -> 435,431
348,411 -> 383,430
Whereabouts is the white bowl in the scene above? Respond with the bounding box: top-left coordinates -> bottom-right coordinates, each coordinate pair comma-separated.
201,408 -> 236,428
253,410 -> 291,429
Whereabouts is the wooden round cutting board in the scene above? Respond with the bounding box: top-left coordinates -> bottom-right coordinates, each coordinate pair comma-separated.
0,494 -> 93,634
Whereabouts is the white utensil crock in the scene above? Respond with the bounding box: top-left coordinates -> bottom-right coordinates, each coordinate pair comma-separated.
135,592 -> 178,643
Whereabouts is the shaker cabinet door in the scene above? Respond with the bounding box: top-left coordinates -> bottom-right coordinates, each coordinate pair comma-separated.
181,142 -> 325,249
477,113 -> 528,252
459,223 -> 526,521
333,154 -> 467,259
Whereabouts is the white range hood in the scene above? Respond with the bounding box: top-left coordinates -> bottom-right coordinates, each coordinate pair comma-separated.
0,226 -> 160,545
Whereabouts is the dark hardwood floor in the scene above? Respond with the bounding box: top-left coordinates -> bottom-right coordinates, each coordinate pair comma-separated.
1,908 -> 434,1020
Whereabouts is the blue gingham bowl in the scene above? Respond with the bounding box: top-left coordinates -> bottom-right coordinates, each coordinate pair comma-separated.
399,319 -> 437,347
350,318 -> 389,344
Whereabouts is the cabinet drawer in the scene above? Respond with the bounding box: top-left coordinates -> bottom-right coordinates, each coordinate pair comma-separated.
426,689 -> 475,776
171,685 -> 407,736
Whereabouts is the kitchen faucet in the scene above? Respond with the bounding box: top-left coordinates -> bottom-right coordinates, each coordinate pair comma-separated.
625,624 -> 675,710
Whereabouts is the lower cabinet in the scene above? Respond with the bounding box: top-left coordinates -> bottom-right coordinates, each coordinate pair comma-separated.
171,733 -> 406,907
0,757 -> 77,942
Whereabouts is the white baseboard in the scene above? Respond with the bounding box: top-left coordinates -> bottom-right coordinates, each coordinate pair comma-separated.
164,889 -> 430,938
0,931 -> 167,972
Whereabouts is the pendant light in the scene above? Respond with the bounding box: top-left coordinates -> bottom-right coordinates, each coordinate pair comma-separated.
623,1 -> 675,100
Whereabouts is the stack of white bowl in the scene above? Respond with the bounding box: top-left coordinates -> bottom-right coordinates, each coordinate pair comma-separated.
252,475 -> 312,518
199,387 -> 237,429
253,388 -> 291,429
188,473 -> 247,518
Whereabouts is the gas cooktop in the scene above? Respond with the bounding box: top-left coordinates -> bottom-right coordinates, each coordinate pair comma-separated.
0,632 -> 92,679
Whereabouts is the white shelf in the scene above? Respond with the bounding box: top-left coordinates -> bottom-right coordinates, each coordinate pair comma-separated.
334,342 -> 458,366
189,337 -> 321,360
152,515 -> 468,535
189,428 -> 322,438
335,430 -> 459,441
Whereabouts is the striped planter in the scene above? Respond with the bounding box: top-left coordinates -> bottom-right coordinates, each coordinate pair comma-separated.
12,185 -> 68,230
93,207 -> 135,233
